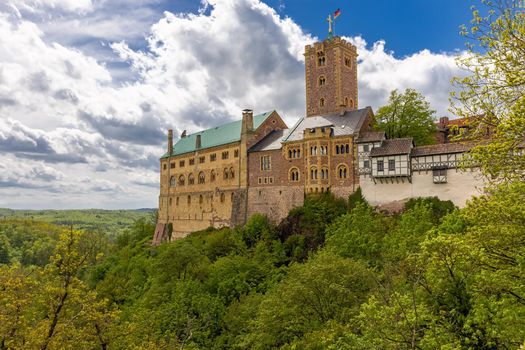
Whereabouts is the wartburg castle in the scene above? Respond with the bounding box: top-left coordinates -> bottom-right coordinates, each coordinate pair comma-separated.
153,34 -> 485,243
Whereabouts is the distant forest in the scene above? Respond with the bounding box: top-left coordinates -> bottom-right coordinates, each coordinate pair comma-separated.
0,208 -> 154,236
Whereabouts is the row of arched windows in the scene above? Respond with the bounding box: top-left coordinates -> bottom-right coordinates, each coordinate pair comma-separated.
169,168 -> 235,187
310,145 -> 329,156
288,148 -> 301,159
335,144 -> 350,154
308,165 -> 348,180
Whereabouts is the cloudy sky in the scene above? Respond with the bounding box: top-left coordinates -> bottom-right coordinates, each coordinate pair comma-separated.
0,0 -> 478,209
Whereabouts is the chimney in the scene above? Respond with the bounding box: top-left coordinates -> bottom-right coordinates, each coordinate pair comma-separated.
167,129 -> 173,154
241,109 -> 254,134
181,130 -> 187,138
196,134 -> 202,149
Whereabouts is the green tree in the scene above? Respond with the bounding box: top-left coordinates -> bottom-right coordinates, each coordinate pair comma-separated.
375,88 -> 437,145
451,0 -> 525,182
250,252 -> 373,349
325,203 -> 389,267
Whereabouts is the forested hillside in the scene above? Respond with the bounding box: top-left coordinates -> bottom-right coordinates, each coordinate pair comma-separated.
1,183 -> 524,349
0,209 -> 154,236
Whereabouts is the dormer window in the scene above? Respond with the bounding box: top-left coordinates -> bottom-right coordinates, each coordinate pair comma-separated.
317,51 -> 326,66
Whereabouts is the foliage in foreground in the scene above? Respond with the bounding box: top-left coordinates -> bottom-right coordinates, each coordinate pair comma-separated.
1,183 -> 524,349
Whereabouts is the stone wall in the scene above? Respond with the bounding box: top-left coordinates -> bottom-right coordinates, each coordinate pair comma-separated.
359,168 -> 486,208
247,186 -> 304,224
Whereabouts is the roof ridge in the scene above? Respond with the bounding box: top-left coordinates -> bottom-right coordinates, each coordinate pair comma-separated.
184,110 -> 274,137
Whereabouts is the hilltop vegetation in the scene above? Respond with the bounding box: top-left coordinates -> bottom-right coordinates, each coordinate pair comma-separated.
0,208 -> 154,237
1,183 -> 524,349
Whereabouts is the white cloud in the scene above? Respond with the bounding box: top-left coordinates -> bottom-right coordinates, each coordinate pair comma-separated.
4,0 -> 94,15
0,0 -> 466,209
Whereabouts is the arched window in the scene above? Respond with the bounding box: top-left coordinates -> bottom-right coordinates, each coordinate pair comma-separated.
321,168 -> 328,180
338,165 -> 348,179
288,150 -> 292,158
310,146 -> 317,156
220,193 -> 225,203
320,98 -> 325,107
170,176 -> 176,187
199,195 -> 203,204
187,195 -> 191,204
335,145 -> 340,154
297,150 -> 301,158
230,167 -> 235,179
345,97 -> 349,106
349,99 -> 354,108
223,168 -> 229,180
310,167 -> 318,180
290,168 -> 300,182
345,144 -> 350,154
231,193 -> 234,202
176,197 -> 179,206
198,171 -> 205,184
317,51 -> 326,66
188,173 -> 195,185
169,197 -> 172,206
318,76 -> 326,86
178,175 -> 185,186
211,170 -> 216,182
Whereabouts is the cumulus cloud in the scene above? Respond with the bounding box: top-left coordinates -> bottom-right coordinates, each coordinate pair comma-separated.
0,0 -> 466,209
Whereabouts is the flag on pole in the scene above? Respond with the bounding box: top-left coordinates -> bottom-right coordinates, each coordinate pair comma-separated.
334,8 -> 341,19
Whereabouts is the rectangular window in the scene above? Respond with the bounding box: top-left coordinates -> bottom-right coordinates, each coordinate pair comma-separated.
377,160 -> 384,172
269,177 -> 274,184
189,158 -> 195,165
258,177 -> 262,184
210,153 -> 216,162
261,155 -> 271,171
199,156 -> 205,164
433,168 -> 447,184
179,160 -> 185,167
234,149 -> 239,158
363,144 -> 369,152
170,162 -> 175,169
163,164 -> 167,170
364,160 -> 370,168
222,151 -> 229,160
388,159 -> 395,171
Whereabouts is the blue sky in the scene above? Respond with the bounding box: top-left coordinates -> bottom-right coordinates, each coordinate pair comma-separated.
271,0 -> 481,56
0,0 -> 479,209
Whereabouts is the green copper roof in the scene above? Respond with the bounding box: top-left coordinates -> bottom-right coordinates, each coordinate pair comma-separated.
161,111 -> 274,158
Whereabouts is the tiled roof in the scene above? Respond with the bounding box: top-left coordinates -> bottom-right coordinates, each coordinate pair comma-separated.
411,142 -> 475,157
369,138 -> 414,157
356,131 -> 386,143
282,107 -> 371,142
249,129 -> 288,152
161,111 -> 274,157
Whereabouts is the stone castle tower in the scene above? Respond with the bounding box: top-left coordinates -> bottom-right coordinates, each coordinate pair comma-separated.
304,37 -> 358,117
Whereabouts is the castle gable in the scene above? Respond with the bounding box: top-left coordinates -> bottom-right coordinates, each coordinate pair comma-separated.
249,129 -> 288,152
283,107 -> 371,142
